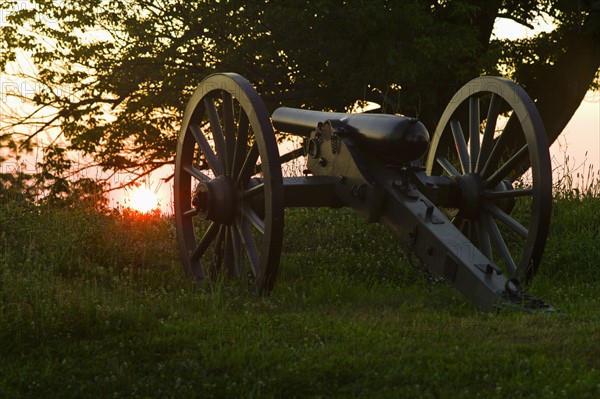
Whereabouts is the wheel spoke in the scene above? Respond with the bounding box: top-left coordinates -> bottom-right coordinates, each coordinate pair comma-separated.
476,93 -> 501,173
469,96 -> 480,173
236,217 -> 260,276
237,142 -> 259,184
230,224 -> 245,280
280,147 -> 305,164
233,110 -> 249,177
464,220 -> 473,242
450,120 -> 469,175
484,204 -> 528,239
475,218 -> 493,261
182,208 -> 198,218
203,97 -> 227,171
436,156 -> 461,177
211,226 -> 225,276
240,204 -> 265,234
484,188 -> 533,199
241,182 -> 264,199
484,144 -> 528,189
479,112 -> 518,178
452,214 -> 467,235
222,92 -> 236,175
183,164 -> 210,182
189,124 -> 223,176
190,222 -> 219,263
223,227 -> 235,278
483,214 -> 517,276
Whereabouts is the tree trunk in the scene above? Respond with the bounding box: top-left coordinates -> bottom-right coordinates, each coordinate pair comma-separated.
517,15 -> 600,151
532,36 -> 599,149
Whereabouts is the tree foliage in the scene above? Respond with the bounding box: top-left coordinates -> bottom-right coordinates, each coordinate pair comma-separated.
0,135 -> 108,208
0,0 -> 598,183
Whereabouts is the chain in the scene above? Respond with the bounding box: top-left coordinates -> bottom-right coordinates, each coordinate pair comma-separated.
407,253 -> 445,285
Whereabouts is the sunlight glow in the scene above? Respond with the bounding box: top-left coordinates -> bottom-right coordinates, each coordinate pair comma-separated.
493,16 -> 556,41
129,187 -> 159,213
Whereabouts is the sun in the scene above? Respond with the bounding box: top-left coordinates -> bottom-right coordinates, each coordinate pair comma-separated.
129,187 -> 159,213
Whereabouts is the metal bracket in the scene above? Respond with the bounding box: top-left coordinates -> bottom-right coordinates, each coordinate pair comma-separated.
420,199 -> 445,224
474,263 -> 502,275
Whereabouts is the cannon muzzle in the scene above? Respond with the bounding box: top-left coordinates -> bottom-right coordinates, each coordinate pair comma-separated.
272,107 -> 430,162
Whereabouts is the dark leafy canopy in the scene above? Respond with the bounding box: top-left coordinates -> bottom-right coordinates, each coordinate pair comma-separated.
0,0 -> 598,181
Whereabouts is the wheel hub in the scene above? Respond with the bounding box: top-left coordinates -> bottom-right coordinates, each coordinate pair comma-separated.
457,174 -> 516,220
192,176 -> 237,225
493,179 -> 516,214
457,173 -> 484,220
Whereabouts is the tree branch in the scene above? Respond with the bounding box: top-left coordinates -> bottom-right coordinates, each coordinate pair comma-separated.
496,13 -> 535,29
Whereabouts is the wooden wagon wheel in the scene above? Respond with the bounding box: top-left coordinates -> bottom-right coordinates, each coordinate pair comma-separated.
174,73 -> 284,294
426,77 -> 552,284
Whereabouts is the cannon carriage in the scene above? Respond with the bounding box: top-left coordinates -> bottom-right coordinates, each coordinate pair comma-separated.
174,73 -> 553,312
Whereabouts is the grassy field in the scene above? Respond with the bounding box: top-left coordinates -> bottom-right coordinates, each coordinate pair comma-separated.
1,189 -> 599,398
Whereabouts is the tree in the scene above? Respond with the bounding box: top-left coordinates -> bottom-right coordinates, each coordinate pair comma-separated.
0,0 -> 598,185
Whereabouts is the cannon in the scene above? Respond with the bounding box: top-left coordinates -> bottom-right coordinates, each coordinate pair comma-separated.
174,73 -> 553,312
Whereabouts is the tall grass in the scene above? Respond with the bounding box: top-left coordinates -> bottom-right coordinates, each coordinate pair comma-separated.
1,163 -> 600,397
552,150 -> 600,198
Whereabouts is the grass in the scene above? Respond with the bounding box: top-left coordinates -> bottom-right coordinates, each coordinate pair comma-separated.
1,186 -> 600,398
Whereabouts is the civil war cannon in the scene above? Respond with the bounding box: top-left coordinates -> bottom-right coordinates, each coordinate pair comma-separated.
174,73 -> 554,312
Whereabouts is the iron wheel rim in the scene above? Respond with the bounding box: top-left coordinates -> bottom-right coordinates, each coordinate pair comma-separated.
174,73 -> 284,294
426,77 -> 552,284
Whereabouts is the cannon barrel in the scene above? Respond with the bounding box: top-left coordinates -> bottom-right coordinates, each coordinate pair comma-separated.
272,107 -> 430,162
